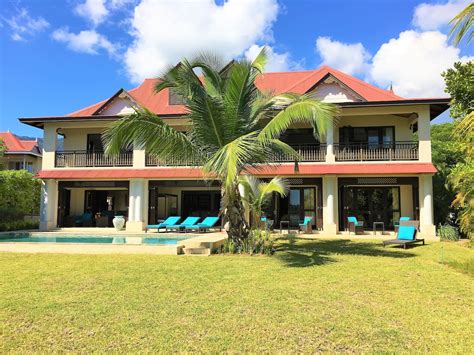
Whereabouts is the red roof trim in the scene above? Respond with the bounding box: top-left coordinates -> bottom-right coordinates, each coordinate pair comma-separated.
37,163 -> 436,180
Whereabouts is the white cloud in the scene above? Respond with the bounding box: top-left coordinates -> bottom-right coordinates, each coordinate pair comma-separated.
370,30 -> 472,97
244,44 -> 298,72
52,27 -> 118,57
315,36 -> 371,76
412,0 -> 469,31
75,0 -> 109,26
3,8 -> 49,41
124,0 -> 279,83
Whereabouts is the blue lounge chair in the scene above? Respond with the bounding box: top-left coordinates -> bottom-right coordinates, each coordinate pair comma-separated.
146,216 -> 181,233
383,220 -> 424,249
299,216 -> 313,234
347,216 -> 364,234
75,212 -> 92,227
394,216 -> 411,232
166,216 -> 200,232
185,216 -> 220,233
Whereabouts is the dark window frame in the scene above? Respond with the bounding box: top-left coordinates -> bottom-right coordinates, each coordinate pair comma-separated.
339,126 -> 396,145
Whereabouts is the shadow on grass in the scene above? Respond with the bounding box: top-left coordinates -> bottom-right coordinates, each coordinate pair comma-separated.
276,238 -> 416,268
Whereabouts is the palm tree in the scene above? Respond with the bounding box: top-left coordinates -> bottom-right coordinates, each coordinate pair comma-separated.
103,48 -> 338,244
239,175 -> 288,229
449,2 -> 473,46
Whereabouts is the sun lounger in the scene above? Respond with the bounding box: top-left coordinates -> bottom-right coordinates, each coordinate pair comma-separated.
185,216 -> 220,233
146,216 -> 180,233
166,216 -> 200,232
394,216 -> 411,232
383,220 -> 424,249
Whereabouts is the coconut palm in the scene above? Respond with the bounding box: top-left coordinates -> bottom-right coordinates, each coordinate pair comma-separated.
239,175 -> 288,229
103,48 -> 338,243
449,2 -> 473,46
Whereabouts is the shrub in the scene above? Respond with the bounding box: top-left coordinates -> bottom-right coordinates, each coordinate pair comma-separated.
0,220 -> 39,232
438,224 -> 460,241
0,208 -> 24,222
217,230 -> 276,255
0,170 -> 41,217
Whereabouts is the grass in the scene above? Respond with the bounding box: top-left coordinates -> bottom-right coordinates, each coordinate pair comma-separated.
1,238 -> 473,352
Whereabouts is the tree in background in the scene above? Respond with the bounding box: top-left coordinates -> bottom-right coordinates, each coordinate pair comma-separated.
0,170 -> 41,216
442,61 -> 473,237
0,138 -> 6,169
430,123 -> 463,226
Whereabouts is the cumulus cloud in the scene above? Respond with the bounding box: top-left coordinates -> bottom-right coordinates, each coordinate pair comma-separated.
244,44 -> 299,72
75,0 -> 109,26
52,27 -> 118,57
3,8 -> 49,41
124,0 -> 279,83
412,0 -> 469,31
315,37 -> 371,76
369,30 -> 472,97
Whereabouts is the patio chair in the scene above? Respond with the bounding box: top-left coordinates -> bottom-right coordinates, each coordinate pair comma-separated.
146,216 -> 181,233
166,216 -> 200,233
298,216 -> 313,234
383,220 -> 424,249
75,212 -> 92,227
394,216 -> 411,232
347,216 -> 364,235
185,216 -> 220,233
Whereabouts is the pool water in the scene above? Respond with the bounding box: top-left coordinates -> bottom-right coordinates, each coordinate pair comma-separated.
0,234 -> 188,245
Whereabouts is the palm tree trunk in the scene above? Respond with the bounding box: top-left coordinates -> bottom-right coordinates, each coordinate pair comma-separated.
224,185 -> 249,244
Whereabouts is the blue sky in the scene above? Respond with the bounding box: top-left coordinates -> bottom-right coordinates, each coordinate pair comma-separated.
0,0 -> 472,137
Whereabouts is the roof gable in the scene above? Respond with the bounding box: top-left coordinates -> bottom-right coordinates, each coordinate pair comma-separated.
0,132 -> 40,154
65,65 -> 406,118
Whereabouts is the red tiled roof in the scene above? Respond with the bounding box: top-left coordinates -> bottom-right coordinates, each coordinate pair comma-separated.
68,65 -> 405,117
0,132 -> 40,154
36,163 -> 436,180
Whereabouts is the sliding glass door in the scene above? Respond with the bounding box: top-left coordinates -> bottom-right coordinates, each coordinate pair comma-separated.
287,187 -> 316,226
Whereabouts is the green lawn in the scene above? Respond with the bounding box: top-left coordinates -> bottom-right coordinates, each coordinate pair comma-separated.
1,238 -> 473,352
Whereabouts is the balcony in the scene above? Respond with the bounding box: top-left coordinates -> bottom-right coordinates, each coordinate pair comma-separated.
145,144 -> 327,166
334,142 -> 418,161
55,151 -> 133,168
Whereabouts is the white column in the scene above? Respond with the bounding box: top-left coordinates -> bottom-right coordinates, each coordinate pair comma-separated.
42,124 -> 58,169
325,120 -> 335,163
39,179 -> 58,231
133,148 -> 146,168
417,107 -> 431,163
419,175 -> 436,237
126,179 -> 146,232
322,175 -> 338,235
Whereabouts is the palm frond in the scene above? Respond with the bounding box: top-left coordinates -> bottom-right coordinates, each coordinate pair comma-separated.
102,109 -> 200,162
258,94 -> 339,143
449,3 -> 474,46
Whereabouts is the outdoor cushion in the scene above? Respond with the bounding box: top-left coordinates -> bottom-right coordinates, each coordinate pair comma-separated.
347,216 -> 357,224
299,216 -> 312,226
397,226 -> 416,240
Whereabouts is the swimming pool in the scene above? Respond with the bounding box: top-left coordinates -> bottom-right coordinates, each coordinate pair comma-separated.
0,233 -> 188,245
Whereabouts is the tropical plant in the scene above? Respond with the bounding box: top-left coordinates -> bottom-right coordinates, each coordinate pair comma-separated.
438,223 -> 460,241
0,138 -> 6,170
449,2 -> 473,46
239,175 -> 288,229
442,61 -> 474,238
103,48 -> 338,244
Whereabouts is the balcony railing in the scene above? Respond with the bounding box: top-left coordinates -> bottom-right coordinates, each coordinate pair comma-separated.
271,144 -> 326,163
55,151 -> 133,167
334,142 -> 418,161
145,144 -> 327,167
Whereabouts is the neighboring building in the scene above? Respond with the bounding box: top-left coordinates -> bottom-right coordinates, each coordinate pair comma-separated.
0,132 -> 42,173
19,66 -> 449,236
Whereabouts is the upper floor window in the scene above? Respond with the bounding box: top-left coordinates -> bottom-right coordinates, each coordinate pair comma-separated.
169,89 -> 185,105
87,134 -> 104,152
339,126 -> 394,146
